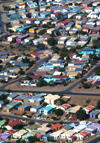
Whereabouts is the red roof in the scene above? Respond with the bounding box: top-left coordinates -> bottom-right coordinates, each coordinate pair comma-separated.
71,117 -> 77,121
52,75 -> 63,79
14,99 -> 23,101
50,123 -> 63,130
28,18 -> 35,21
68,53 -> 74,58
34,71 -> 47,75
83,27 -> 90,30
52,75 -> 67,79
52,12 -> 61,15
30,51 -> 42,57
80,131 -> 89,137
28,75 -> 41,80
60,19 -> 71,24
85,105 -> 95,111
7,129 -> 16,134
6,120 -> 22,127
61,104 -> 70,109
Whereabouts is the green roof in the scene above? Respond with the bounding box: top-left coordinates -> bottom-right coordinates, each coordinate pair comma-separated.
63,125 -> 72,131
90,110 -> 100,116
0,120 -> 6,126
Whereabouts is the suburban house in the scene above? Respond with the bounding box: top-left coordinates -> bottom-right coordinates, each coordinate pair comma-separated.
5,120 -> 22,130
44,94 -> 60,104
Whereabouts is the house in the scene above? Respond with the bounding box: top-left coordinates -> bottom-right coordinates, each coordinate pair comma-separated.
5,120 -> 22,130
30,105 -> 42,112
42,20 -> 51,25
29,27 -> 38,33
26,125 -> 37,132
0,120 -> 6,128
89,110 -> 100,118
24,37 -> 34,43
79,47 -> 95,55
34,19 -> 44,25
44,94 -> 60,104
18,104 -> 29,111
87,12 -> 99,19
18,3 -> 25,9
26,18 -> 35,24
81,7 -> 93,13
47,28 -> 55,34
58,37 -> 68,45
51,12 -> 61,19
40,6 -> 46,11
13,129 -> 27,139
36,28 -> 46,34
39,11 -> 52,18
33,37 -> 46,45
0,101 -> 4,108
77,131 -> 90,140
61,130 -> 76,139
56,19 -> 71,27
16,25 -> 31,33
3,101 -> 21,112
7,93 -> 19,101
92,27 -> 100,34
57,104 -> 70,111
80,1 -> 93,7
50,123 -> 63,131
16,34 -> 29,42
43,104 -> 57,115
0,33 -> 8,40
69,105 -> 82,114
82,27 -> 90,34
30,51 -> 45,58
7,35 -> 18,42
49,130 -> 63,140
22,130 -> 38,139
14,94 -> 28,104
85,124 -> 98,133
84,105 -> 95,114
68,135 -> 77,143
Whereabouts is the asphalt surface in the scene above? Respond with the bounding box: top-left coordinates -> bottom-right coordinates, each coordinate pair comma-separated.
87,136 -> 100,143
0,113 -> 78,124
0,57 -> 47,90
0,63 -> 100,97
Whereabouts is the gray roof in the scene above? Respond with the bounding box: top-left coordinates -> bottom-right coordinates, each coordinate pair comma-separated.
32,105 -> 42,110
19,104 -> 29,109
8,93 -> 19,99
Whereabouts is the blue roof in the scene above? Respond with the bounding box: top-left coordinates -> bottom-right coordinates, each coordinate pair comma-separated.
44,106 -> 54,111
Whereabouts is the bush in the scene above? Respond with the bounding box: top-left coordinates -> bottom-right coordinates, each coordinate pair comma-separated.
83,83 -> 91,89
76,109 -> 88,120
96,86 -> 99,89
86,99 -> 91,104
37,78 -> 47,87
54,109 -> 63,116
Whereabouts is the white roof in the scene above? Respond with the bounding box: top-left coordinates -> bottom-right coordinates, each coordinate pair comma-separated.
53,71 -> 61,75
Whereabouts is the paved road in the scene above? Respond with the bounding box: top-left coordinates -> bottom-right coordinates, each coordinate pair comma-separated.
87,136 -> 100,143
0,57 -> 47,90
0,62 -> 100,97
0,113 -> 78,124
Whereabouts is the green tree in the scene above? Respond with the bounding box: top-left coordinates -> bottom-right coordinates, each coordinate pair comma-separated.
26,13 -> 31,18
25,76 -> 32,81
13,124 -> 23,130
76,109 -> 88,120
96,100 -> 100,109
83,83 -> 91,89
46,123 -> 52,127
29,122 -> 34,125
48,80 -> 55,86
58,99 -> 65,105
18,70 -> 25,75
28,136 -> 39,143
92,39 -> 97,45
22,57 -> 29,63
48,38 -> 57,46
43,102 -> 48,107
80,78 -> 87,84
6,89 -> 11,93
37,78 -> 47,87
57,13 -> 63,20
29,60 -> 35,67
54,109 -> 63,116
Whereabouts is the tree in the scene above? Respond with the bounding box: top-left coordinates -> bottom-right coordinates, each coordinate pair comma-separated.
58,99 -> 65,105
43,102 -> 48,107
37,78 -> 47,87
22,57 -> 29,63
48,38 -> 57,46
26,13 -> 31,18
46,123 -> 52,127
18,70 -> 25,75
16,140 -> 21,143
25,76 -> 32,81
28,136 -> 39,143
22,140 -> 26,143
57,13 -> 63,20
80,78 -> 87,84
96,100 -> 100,109
29,122 -> 34,125
83,83 -> 91,89
54,109 -> 63,116
13,124 -> 23,129
6,89 -> 11,93
48,80 -> 55,86
76,109 -> 88,120
29,60 -> 35,67
92,39 -> 97,45
98,120 -> 100,124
